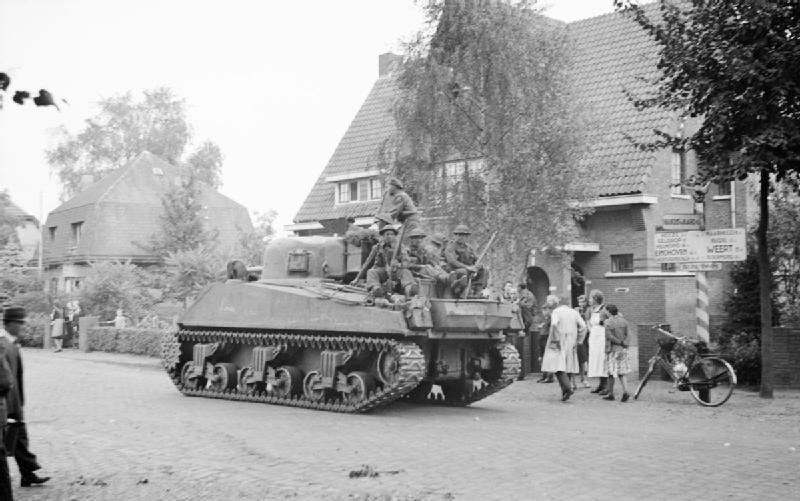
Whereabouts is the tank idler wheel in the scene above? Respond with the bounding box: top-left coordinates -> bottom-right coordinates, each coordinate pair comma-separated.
181,361 -> 205,390
302,371 -> 327,402
343,371 -> 377,404
442,379 -> 473,401
237,366 -> 263,395
376,349 -> 400,387
209,363 -> 238,391
273,366 -> 303,398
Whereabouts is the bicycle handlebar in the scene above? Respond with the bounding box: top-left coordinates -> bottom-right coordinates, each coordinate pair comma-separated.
652,324 -> 688,342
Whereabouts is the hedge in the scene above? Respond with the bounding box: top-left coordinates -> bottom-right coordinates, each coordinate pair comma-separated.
86,326 -> 164,357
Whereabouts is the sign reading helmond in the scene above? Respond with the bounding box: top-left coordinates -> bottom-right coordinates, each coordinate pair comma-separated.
662,213 -> 702,230
655,228 -> 746,263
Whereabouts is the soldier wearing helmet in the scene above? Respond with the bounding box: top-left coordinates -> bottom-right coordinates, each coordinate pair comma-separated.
444,224 -> 486,297
406,227 -> 449,285
363,224 -> 417,298
380,177 -> 420,237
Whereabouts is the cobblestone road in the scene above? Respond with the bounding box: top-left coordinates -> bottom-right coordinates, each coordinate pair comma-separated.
10,348 -> 800,500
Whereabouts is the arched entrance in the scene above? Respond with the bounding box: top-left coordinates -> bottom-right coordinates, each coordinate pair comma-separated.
526,266 -> 550,308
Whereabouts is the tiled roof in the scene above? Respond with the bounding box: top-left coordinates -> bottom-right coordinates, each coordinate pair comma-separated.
0,197 -> 37,224
293,74 -> 398,223
43,151 -> 252,264
568,4 -> 667,196
294,6 -> 670,223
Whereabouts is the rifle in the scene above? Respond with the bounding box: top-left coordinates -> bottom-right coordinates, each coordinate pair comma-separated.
386,222 -> 408,294
350,245 -> 377,287
463,231 -> 498,299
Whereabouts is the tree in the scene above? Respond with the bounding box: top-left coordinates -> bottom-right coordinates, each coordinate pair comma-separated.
236,209 -> 277,265
46,87 -> 223,199
392,0 -> 594,280
164,246 -> 227,306
768,181 -> 800,323
149,169 -> 219,256
614,0 -> 800,398
0,190 -> 21,247
78,260 -> 155,322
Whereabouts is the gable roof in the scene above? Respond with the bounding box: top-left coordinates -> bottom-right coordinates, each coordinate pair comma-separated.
568,5 -> 667,197
43,151 -> 252,264
294,6 -> 671,223
0,197 -> 38,224
293,73 -> 399,223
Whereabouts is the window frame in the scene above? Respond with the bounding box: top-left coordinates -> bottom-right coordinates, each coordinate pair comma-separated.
611,253 -> 634,273
671,149 -> 687,196
71,221 -> 83,247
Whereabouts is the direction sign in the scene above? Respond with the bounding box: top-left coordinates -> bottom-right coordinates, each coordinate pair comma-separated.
654,228 -> 746,263
677,262 -> 723,272
662,214 -> 702,231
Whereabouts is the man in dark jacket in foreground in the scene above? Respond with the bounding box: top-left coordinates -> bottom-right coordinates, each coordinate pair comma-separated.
1,306 -> 51,489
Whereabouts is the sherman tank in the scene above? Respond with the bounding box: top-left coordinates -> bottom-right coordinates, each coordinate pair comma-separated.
161,234 -> 522,412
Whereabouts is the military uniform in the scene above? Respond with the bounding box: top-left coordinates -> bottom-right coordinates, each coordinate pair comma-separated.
365,231 -> 416,297
407,241 -> 449,283
444,226 -> 486,297
380,178 -> 421,236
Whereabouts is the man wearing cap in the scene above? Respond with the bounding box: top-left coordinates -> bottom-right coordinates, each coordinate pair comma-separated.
365,224 -> 417,298
380,177 -> 420,236
444,224 -> 486,297
1,306 -> 51,489
406,228 -> 449,285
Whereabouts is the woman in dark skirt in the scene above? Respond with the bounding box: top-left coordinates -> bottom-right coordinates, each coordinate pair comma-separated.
574,295 -> 591,388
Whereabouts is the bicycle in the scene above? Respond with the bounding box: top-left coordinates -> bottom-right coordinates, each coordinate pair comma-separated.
634,324 -> 737,407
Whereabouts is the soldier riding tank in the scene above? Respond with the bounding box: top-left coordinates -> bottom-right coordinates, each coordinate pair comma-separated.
161,233 -> 522,412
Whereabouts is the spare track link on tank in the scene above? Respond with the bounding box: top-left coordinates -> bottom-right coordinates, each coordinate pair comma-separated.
407,342 -> 521,407
161,329 -> 426,413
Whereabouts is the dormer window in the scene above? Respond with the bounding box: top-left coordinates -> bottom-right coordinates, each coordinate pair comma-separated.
334,176 -> 383,204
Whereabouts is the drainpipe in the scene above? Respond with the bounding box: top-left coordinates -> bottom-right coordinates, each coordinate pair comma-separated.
730,181 -> 736,228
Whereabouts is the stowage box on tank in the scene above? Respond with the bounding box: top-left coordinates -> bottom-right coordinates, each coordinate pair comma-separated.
161,235 -> 522,412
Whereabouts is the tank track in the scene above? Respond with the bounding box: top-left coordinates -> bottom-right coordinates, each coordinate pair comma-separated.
408,342 -> 521,407
162,329 -> 425,413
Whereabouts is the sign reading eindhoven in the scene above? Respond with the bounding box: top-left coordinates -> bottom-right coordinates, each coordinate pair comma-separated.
654,228 -> 746,263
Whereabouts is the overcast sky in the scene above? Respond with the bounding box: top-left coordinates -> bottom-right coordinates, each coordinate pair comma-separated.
0,0 -> 617,234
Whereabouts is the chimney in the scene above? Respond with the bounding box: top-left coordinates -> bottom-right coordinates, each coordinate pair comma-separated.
378,53 -> 403,77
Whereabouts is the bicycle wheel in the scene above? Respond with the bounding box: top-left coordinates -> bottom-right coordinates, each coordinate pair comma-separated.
687,356 -> 736,407
634,358 -> 657,400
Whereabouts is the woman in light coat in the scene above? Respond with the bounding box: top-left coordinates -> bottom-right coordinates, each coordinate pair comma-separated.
587,289 -> 609,394
541,295 -> 587,401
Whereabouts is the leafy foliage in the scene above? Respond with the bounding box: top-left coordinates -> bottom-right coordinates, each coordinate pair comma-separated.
0,190 -> 22,247
46,87 -> 224,199
78,261 -> 155,322
235,209 -> 277,266
768,182 -> 800,323
87,326 -> 164,357
149,169 -> 219,256
392,0 -> 594,281
164,246 -> 227,305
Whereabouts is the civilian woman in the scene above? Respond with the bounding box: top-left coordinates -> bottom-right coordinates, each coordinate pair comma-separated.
587,289 -> 609,394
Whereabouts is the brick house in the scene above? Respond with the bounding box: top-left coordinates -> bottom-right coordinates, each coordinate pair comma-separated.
42,151 -> 253,294
290,10 -> 752,364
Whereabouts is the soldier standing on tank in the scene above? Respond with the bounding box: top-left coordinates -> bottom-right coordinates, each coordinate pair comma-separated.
365,224 -> 417,298
406,228 -> 449,285
380,177 -> 420,237
444,224 -> 486,298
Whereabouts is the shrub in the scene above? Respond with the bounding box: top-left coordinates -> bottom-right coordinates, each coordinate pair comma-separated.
730,339 -> 761,387
86,326 -> 164,357
18,313 -> 48,348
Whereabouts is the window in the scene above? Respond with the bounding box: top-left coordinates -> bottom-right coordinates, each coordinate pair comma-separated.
611,254 -> 634,273
716,180 -> 731,197
671,149 -> 687,195
337,177 -> 382,203
370,178 -> 382,200
64,277 -> 82,293
71,221 -> 83,246
48,226 -> 57,241
49,277 -> 59,294
661,263 -> 676,272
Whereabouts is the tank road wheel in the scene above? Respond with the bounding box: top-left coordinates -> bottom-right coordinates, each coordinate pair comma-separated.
237,366 -> 263,395
377,349 -> 400,386
303,371 -> 327,402
273,366 -> 303,398
209,363 -> 238,391
343,371 -> 376,404
181,361 -> 205,390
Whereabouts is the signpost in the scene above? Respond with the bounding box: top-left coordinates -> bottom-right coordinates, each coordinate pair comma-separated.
676,262 -> 723,272
662,213 -> 702,231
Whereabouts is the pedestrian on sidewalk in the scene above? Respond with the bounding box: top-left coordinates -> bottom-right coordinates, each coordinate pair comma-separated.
1,306 -> 52,488
540,295 -> 587,401
536,299 -> 555,384
49,302 -> 64,353
602,304 -> 631,402
574,294 -> 591,388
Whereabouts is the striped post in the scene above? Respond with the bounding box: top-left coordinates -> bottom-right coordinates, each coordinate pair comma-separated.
696,270 -> 710,342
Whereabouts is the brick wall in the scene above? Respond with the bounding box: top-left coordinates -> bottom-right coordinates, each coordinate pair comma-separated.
774,327 -> 800,388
